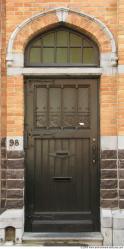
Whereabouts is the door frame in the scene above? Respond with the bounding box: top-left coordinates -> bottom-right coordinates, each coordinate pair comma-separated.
24,75 -> 100,232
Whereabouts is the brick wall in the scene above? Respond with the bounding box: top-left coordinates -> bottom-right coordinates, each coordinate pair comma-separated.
117,0 -> 124,209
5,0 -> 117,136
0,0 -> 7,208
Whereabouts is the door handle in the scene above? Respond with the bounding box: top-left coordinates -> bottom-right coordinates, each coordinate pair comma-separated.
92,142 -> 97,165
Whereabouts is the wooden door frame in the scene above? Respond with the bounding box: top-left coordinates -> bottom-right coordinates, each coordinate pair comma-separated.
24,75 -> 100,232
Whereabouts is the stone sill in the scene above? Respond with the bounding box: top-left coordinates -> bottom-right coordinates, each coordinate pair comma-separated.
7,67 -> 102,76
23,232 -> 103,240
23,232 -> 103,246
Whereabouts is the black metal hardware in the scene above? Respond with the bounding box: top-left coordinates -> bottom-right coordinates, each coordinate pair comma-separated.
92,141 -> 97,165
29,131 -> 57,137
49,151 -> 75,159
56,151 -> 69,156
52,177 -> 72,182
24,131 -> 28,149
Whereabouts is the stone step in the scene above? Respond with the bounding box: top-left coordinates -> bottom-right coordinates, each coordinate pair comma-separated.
22,232 -> 103,246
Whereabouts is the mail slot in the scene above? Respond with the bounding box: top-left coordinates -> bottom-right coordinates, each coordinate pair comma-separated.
52,177 -> 72,182
56,151 -> 69,156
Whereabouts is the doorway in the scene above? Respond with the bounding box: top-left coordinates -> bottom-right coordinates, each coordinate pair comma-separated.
24,78 -> 100,232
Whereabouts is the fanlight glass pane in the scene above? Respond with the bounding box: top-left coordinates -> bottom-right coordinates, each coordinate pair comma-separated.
70,33 -> 82,47
83,48 -> 95,64
83,39 -> 92,47
56,48 -> 68,63
32,40 -> 41,46
29,48 -> 41,63
70,48 -> 82,63
43,33 -> 55,47
43,48 -> 54,63
56,31 -> 68,46
26,28 -> 99,66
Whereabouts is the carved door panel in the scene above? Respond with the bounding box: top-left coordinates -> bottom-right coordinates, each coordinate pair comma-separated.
25,78 -> 99,232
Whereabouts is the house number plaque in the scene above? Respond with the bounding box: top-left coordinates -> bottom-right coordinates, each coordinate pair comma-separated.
7,137 -> 23,151
9,139 -> 19,147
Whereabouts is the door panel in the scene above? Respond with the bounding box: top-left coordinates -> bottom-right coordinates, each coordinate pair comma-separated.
25,78 -> 99,232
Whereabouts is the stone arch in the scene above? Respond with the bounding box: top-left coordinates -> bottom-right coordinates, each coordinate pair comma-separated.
6,8 -> 117,68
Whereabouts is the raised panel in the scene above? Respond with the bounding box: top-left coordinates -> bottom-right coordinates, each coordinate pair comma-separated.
77,87 -> 90,128
49,88 -> 61,127
34,138 -> 90,212
35,87 -> 47,127
34,84 -> 91,129
63,88 -> 76,127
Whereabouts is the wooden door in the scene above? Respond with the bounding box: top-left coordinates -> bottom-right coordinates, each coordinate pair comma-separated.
25,78 -> 100,232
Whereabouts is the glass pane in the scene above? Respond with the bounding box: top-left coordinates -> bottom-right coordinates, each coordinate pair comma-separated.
70,48 -> 82,63
43,33 -> 54,46
56,31 -> 68,46
32,39 -> 41,46
83,39 -> 92,47
43,48 -> 54,63
70,33 -> 82,47
56,48 -> 68,63
29,48 -> 41,64
83,48 -> 95,64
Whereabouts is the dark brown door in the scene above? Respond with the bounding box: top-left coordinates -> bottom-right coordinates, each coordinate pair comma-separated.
25,78 -> 100,232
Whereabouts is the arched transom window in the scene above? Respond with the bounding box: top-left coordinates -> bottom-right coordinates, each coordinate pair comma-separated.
25,27 -> 99,67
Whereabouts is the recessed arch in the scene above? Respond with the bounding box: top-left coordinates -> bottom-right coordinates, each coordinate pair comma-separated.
6,8 -> 117,68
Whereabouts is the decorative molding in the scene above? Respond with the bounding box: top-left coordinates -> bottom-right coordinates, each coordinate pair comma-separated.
56,8 -> 69,22
7,67 -> 102,76
6,7 -> 117,69
100,52 -> 118,75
